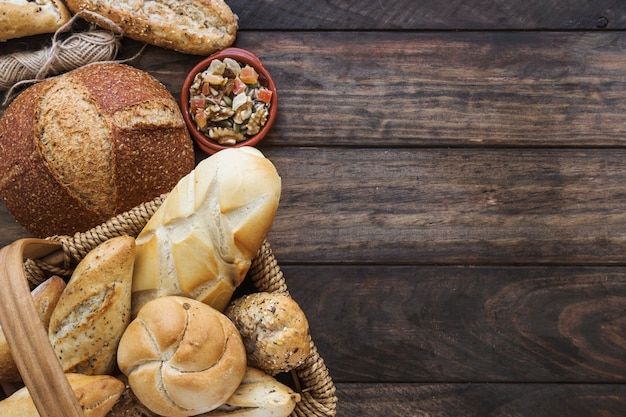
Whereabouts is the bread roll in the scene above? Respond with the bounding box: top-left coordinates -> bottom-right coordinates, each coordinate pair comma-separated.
49,235 -> 135,375
117,296 -> 247,417
64,0 -> 237,55
0,373 -> 124,417
0,62 -> 195,237
205,367 -> 301,417
0,276 -> 65,382
225,292 -> 311,375
131,147 -> 281,315
0,0 -> 71,41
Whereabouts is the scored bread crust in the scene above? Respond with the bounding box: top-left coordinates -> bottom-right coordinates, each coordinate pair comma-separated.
131,147 -> 281,316
117,296 -> 247,417
0,62 -> 195,237
64,0 -> 238,55
0,0 -> 72,41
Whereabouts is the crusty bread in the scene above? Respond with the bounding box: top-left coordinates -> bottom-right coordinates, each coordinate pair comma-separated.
108,367 -> 300,417
225,292 -> 311,375
0,62 -> 195,237
64,0 -> 238,55
0,276 -> 65,382
0,0 -> 71,41
117,296 -> 247,417
131,147 -> 281,315
0,373 -> 124,417
48,236 -> 135,375
206,367 -> 301,417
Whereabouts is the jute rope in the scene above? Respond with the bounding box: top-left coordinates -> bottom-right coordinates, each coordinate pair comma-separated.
1,10 -> 145,105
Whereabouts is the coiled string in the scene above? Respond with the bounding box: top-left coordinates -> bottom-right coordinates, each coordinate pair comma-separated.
0,10 -> 145,105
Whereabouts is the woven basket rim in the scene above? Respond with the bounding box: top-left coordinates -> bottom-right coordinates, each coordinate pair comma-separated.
18,193 -> 338,417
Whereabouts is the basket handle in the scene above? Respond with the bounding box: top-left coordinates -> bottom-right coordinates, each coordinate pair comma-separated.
0,238 -> 84,417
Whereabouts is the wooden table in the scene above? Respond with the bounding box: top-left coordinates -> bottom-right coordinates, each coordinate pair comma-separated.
2,0 -> 626,415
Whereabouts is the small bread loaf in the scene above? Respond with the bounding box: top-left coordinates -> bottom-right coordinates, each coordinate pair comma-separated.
108,367 -> 299,417
0,373 -> 124,417
131,147 -> 281,315
0,276 -> 65,382
208,367 -> 301,417
49,235 -> 135,375
0,0 -> 71,41
0,62 -> 195,237
64,0 -> 238,55
225,292 -> 311,375
117,296 -> 247,417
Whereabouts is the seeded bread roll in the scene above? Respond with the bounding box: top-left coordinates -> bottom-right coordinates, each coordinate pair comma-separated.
0,0 -> 71,41
225,292 -> 311,375
117,296 -> 247,417
0,276 -> 65,382
64,0 -> 238,55
0,373 -> 124,417
0,62 -> 195,237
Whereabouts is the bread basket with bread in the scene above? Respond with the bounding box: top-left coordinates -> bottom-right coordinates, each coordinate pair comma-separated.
0,154 -> 337,417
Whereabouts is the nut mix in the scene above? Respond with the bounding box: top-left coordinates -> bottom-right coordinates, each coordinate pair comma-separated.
189,58 -> 273,146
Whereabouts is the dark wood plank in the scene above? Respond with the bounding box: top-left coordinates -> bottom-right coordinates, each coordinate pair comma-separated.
284,265 -> 626,382
336,383 -> 626,416
4,31 -> 626,148
134,31 -> 626,148
228,0 -> 626,30
259,147 -> 626,265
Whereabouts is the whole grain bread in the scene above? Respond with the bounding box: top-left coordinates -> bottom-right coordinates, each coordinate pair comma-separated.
0,62 -> 195,237
64,0 -> 238,55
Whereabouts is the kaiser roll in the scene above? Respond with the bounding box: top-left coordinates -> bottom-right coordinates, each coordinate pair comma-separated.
0,62 -> 195,237
117,296 -> 247,417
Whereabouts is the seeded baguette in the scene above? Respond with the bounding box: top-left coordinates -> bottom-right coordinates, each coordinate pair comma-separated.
48,236 -> 135,376
0,0 -> 71,41
64,0 -> 238,55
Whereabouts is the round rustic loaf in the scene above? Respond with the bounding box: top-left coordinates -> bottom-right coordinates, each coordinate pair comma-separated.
0,62 -> 195,237
117,296 -> 247,417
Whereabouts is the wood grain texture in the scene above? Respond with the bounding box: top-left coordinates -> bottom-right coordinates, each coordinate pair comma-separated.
126,31 -> 626,148
284,265 -> 626,382
336,383 -> 626,416
256,147 -> 626,265
228,0 -> 626,30
1,2 -> 626,415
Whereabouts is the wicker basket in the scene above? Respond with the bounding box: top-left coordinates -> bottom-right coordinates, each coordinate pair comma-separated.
0,195 -> 337,417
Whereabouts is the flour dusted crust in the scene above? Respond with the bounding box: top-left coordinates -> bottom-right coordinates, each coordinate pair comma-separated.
0,0 -> 71,41
131,147 -> 281,316
48,236 -> 135,376
117,296 -> 247,417
64,0 -> 238,55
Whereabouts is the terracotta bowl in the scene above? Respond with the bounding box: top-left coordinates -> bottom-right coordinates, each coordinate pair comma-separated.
180,47 -> 278,155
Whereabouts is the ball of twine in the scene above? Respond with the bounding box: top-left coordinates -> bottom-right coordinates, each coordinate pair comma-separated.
0,11 -> 144,105
0,30 -> 120,91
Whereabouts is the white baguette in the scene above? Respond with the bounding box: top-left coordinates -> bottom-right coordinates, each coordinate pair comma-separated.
0,0 -> 71,41
131,147 -> 281,315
